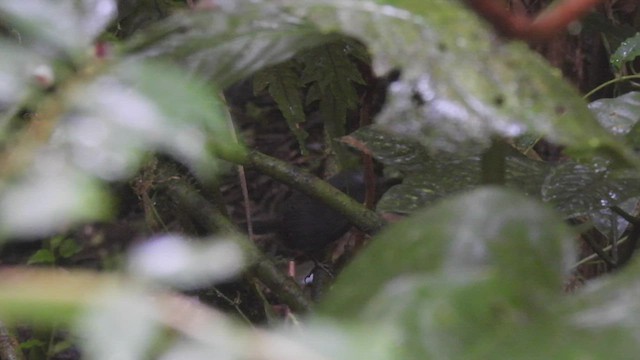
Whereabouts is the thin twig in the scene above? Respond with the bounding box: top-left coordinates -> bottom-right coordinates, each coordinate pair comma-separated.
610,205 -> 640,225
219,93 -> 256,243
580,231 -> 616,268
572,235 -> 627,269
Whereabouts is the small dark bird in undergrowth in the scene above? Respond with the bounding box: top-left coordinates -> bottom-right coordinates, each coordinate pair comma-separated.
278,171 -> 375,254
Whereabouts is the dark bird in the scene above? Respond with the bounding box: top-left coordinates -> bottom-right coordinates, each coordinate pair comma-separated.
279,171 -> 371,253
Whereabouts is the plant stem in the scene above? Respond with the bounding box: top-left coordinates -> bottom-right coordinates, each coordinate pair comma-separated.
481,138 -> 507,185
583,74 -> 640,100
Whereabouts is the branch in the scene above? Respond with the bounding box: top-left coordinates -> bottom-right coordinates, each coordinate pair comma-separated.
529,0 -> 607,40
464,0 -> 608,43
164,178 -> 313,313
215,146 -> 387,237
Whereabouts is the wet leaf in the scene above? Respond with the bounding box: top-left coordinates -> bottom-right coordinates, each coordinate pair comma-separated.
541,161 -> 640,217
350,127 -> 640,216
126,1 -> 635,163
354,273 -> 613,359
318,188 -> 613,359
0,0 -> 116,55
566,259 -> 640,357
79,287 -> 160,360
321,187 -> 576,317
276,0 -> 631,162
611,32 -> 640,71
53,61 -> 241,181
588,91 -> 640,137
126,6 -> 336,89
0,42 -> 47,124
589,197 -> 637,238
0,156 -> 111,238
127,234 -> 244,290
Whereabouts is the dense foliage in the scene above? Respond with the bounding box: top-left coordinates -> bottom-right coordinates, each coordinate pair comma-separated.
1,0 -> 640,359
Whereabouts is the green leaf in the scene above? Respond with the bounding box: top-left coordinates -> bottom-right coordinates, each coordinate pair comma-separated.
564,259 -> 640,357
128,0 -> 636,162
589,91 -> 640,137
58,238 -> 82,259
0,161 -> 111,238
541,161 -> 640,217
126,7 -> 337,88
588,92 -> 640,149
301,41 -> 365,135
254,63 -> 309,154
351,127 -> 640,216
27,249 -> 56,265
0,42 -> 47,123
352,273 -> 608,359
0,0 -> 116,55
318,188 -> 624,359
321,187 -> 576,317
278,0 -> 635,163
127,235 -> 244,289
611,33 -> 640,71
19,338 -> 46,351
53,60 -> 242,181
79,287 -> 160,360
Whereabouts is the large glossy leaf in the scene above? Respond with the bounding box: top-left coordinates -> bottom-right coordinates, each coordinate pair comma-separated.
321,187 -> 576,316
350,127 -> 640,216
355,274 -> 628,359
274,0 -> 632,161
126,1 -> 634,161
589,91 -> 640,137
569,258 -> 640,330
0,60 -> 242,238
541,161 -> 640,216
0,42 -> 48,129
0,0 -> 116,55
126,6 -> 337,89
0,156 -> 111,238
53,60 -> 241,181
564,259 -> 640,357
318,188 -> 593,358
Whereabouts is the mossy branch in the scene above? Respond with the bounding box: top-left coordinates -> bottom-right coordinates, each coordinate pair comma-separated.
217,147 -> 387,236
165,178 -> 313,313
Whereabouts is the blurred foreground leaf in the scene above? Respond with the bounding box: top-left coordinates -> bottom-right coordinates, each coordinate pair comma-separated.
322,187 -> 576,315
127,0 -> 635,162
275,0 -> 632,162
0,0 -> 116,56
55,60 -> 241,181
0,159 -> 111,238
